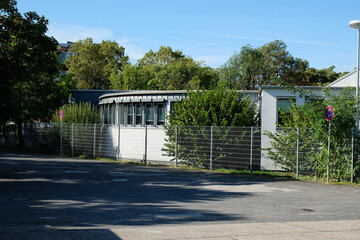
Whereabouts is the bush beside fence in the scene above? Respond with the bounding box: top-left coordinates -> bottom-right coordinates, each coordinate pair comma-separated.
2,123 -> 359,183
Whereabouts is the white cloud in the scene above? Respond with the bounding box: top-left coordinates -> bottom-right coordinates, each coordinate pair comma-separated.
47,23 -> 113,43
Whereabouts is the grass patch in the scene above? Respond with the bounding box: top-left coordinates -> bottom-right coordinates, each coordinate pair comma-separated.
79,155 -> 360,185
210,168 -> 295,179
95,157 -> 146,165
78,155 -> 92,159
96,157 -> 118,162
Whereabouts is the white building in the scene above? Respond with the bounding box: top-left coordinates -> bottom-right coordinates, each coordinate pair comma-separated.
96,71 -> 357,169
99,90 -> 259,126
259,86 -> 344,169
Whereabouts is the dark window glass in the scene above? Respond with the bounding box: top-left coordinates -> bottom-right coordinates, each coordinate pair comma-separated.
135,104 -> 143,125
145,104 -> 154,125
157,104 -> 165,125
277,98 -> 294,126
110,104 -> 116,124
126,104 -> 133,125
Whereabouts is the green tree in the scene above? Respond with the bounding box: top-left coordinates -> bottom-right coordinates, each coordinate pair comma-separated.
110,46 -> 219,90
163,87 -> 258,168
303,66 -> 342,86
219,44 -> 263,89
219,40 -> 341,89
168,88 -> 258,126
265,87 -> 356,181
138,46 -> 185,66
66,38 -> 129,89
52,102 -> 100,124
0,0 -> 67,147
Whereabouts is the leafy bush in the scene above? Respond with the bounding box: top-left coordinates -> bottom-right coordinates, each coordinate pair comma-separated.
163,87 -> 258,168
52,102 -> 100,124
265,87 -> 357,181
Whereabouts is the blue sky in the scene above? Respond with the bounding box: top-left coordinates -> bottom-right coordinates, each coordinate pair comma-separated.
17,0 -> 360,72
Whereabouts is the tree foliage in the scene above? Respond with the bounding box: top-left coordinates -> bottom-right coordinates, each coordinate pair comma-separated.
66,38 -> 129,89
168,87 -> 258,126
52,102 -> 100,124
265,88 -> 357,181
219,40 -> 341,89
0,0 -> 68,146
163,87 -> 258,168
303,66 -> 342,86
110,46 -> 219,90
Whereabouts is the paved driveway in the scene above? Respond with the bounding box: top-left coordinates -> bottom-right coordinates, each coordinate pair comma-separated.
1,150 -> 360,239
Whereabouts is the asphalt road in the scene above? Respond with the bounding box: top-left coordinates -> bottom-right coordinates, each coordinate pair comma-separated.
1,150 -> 360,239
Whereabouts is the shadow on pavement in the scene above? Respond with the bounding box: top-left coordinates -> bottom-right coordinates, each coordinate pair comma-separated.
0,150 -> 284,228
0,225 -> 123,240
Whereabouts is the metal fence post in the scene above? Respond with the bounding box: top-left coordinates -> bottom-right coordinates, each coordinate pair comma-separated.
175,125 -> 178,167
296,127 -> 300,179
210,126 -> 214,170
71,123 -> 74,156
23,123 -> 26,150
250,126 -> 253,174
117,124 -> 121,161
52,123 -> 55,154
144,125 -> 148,165
93,123 -> 96,158
351,128 -> 355,183
60,121 -> 63,156
327,122 -> 331,184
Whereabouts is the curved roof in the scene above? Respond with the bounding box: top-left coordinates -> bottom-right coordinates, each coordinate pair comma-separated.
99,90 -> 187,100
99,89 -> 259,99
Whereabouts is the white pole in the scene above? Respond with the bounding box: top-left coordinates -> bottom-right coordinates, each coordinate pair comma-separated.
356,29 -> 360,135
351,128 -> 355,183
327,122 -> 331,184
349,20 -> 360,135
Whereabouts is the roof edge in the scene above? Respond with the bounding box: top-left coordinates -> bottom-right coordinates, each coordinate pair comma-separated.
326,70 -> 357,87
99,89 -> 260,99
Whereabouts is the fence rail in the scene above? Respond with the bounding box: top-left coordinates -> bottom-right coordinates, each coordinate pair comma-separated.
1,123 -> 358,182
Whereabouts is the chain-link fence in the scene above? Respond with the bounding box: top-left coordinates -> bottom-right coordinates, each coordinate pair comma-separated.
162,126 -> 261,170
2,123 -> 358,182
3,123 -> 262,170
264,126 -> 356,182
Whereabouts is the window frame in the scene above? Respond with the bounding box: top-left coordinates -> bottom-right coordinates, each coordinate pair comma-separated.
135,103 -> 143,126
125,104 -> 134,126
276,97 -> 295,128
156,103 -> 165,126
145,103 -> 154,126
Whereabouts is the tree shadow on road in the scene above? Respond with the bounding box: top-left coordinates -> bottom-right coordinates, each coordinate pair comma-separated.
0,151 -> 284,228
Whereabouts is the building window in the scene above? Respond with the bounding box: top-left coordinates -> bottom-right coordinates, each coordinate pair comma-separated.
277,98 -> 294,126
110,104 -> 116,124
118,104 -> 124,125
101,105 -> 106,124
157,103 -> 165,125
135,104 -> 143,125
145,103 -> 154,125
126,104 -> 133,125
104,105 -> 110,124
